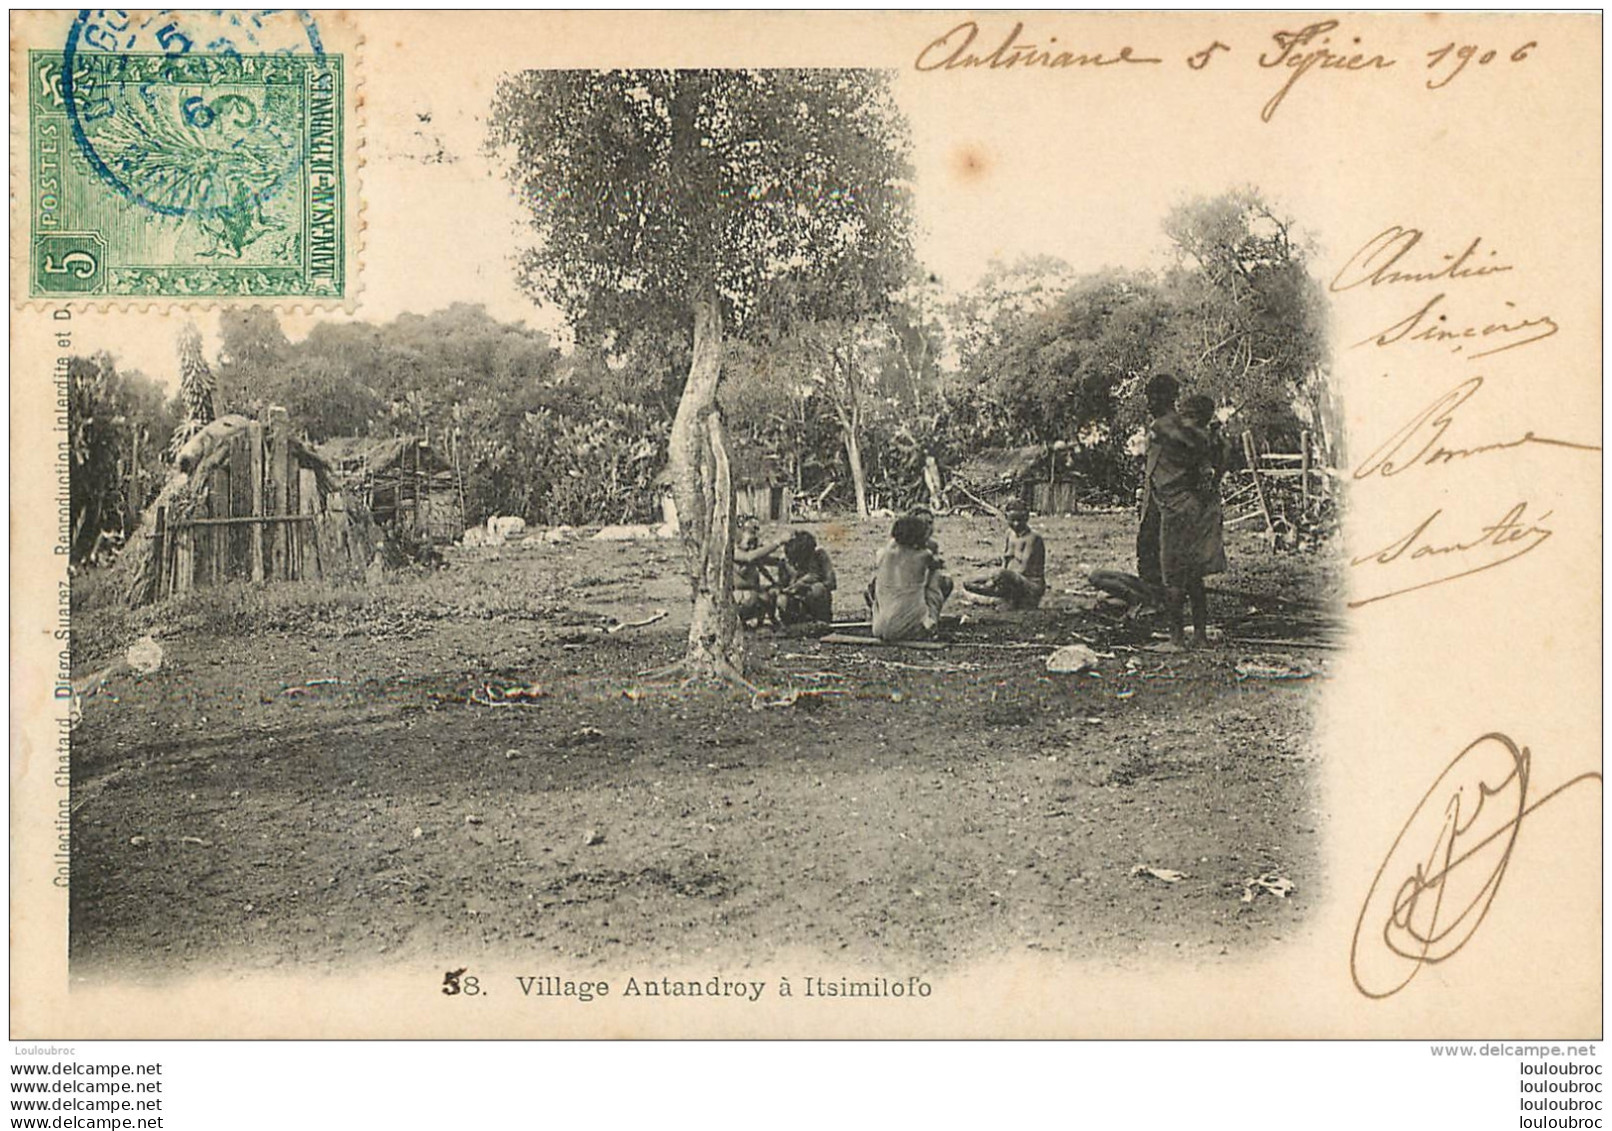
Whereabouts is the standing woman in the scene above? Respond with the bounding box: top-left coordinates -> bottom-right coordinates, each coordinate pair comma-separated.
1151,391 -> 1230,648
1135,374 -> 1180,605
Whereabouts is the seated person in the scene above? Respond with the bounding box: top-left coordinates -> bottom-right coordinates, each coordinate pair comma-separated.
963,505 -> 1047,609
905,505 -> 955,603
733,516 -> 786,627
777,530 -> 836,625
1087,568 -> 1160,617
868,515 -> 949,641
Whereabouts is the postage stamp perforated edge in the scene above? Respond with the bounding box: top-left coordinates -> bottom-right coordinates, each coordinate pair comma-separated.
9,10 -> 366,312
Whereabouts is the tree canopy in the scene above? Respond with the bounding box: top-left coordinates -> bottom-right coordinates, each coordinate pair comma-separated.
213,305 -> 673,526
67,354 -> 177,563
1157,188 -> 1331,446
936,189 -> 1331,496
488,69 -> 915,346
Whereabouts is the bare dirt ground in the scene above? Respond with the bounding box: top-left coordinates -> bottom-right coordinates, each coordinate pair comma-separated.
69,512 -> 1340,979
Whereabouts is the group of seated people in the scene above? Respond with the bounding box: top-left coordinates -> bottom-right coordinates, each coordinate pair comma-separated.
734,522 -> 838,628
733,503 -> 1048,643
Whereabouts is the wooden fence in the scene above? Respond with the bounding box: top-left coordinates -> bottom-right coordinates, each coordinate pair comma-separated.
1031,480 -> 1083,515
149,421 -> 339,598
1223,429 -> 1333,547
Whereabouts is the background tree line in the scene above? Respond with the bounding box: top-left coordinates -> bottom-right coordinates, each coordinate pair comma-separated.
67,188 -> 1331,564
718,187 -> 1334,515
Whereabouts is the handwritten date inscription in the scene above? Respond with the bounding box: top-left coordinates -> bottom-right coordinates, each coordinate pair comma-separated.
912,18 -> 1540,124
1351,734 -> 1599,999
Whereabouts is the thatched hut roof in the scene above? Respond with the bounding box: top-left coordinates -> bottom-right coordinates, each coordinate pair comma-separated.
729,448 -> 789,486
951,444 -> 1048,487
654,447 -> 788,488
316,436 -> 453,477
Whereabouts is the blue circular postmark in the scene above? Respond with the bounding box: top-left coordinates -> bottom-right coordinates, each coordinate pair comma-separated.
62,9 -> 324,221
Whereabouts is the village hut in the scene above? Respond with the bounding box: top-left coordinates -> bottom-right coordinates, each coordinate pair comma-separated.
316,436 -> 465,545
119,414 -> 397,606
947,445 -> 1038,513
656,448 -> 793,533
731,449 -> 793,522
949,444 -> 1086,515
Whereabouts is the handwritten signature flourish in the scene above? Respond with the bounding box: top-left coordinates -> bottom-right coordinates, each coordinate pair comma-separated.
1351,733 -> 1600,999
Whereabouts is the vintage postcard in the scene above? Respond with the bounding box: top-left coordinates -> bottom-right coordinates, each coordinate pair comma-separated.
10,10 -> 1600,1040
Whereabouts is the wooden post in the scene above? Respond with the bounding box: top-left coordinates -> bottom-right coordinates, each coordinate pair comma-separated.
419,444 -> 432,541
1300,429 -> 1313,517
127,426 -> 141,535
452,427 -> 468,539
266,417 -> 289,579
264,424 -> 279,579
196,471 -> 213,588
174,512 -> 192,594
152,506 -> 167,598
248,422 -> 265,582
278,417 -> 292,579
229,432 -> 250,576
213,465 -> 228,586
286,451 -> 303,580
1241,430 -> 1277,549
299,468 -> 320,580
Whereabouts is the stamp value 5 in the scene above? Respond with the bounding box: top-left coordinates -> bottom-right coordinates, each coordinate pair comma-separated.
28,10 -> 345,300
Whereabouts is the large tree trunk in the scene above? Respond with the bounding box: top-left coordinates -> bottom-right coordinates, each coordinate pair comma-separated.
666,290 -> 743,679
843,424 -> 869,518
923,454 -> 944,511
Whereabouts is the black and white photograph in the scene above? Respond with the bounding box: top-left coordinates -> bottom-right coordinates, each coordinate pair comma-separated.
12,8 -> 1599,1066
64,86 -> 1338,989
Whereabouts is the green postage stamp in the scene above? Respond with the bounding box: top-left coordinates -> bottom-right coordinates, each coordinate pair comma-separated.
27,46 -> 345,300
